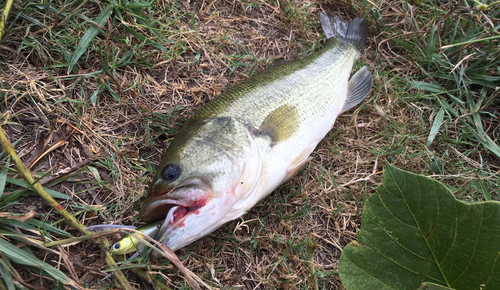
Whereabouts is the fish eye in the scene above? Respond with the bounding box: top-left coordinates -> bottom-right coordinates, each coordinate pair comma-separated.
163,164 -> 182,182
112,243 -> 121,250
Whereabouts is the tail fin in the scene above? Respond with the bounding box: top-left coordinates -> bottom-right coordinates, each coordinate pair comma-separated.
319,13 -> 368,57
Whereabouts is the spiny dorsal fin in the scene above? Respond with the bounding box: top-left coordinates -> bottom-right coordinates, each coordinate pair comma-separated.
262,58 -> 291,74
257,105 -> 299,145
269,58 -> 289,69
342,66 -> 373,113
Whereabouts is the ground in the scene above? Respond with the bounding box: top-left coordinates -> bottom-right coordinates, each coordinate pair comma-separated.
0,0 -> 499,289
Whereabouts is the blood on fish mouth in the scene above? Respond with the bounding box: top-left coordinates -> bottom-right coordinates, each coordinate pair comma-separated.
164,205 -> 188,225
173,207 -> 188,222
152,203 -> 201,242
159,202 -> 203,227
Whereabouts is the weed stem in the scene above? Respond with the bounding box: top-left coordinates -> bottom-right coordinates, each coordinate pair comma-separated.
307,234 -> 319,290
0,0 -> 14,41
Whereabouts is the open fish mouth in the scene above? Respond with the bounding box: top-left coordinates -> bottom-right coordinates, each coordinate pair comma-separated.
141,177 -> 210,223
164,205 -> 187,226
151,204 -> 186,242
145,196 -> 208,242
145,199 -> 190,226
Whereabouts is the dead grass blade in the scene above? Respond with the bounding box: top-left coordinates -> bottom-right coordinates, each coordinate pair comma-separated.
0,209 -> 36,221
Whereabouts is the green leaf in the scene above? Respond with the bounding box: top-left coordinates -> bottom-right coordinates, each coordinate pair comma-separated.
418,283 -> 454,290
27,219 -> 72,238
121,24 -> 170,52
339,164 -> 500,290
0,259 -> 15,290
426,108 -> 445,147
5,178 -> 69,200
0,238 -> 79,288
67,5 -> 113,73
87,166 -> 103,183
409,81 -> 446,93
429,158 -> 443,175
0,220 -> 36,232
90,84 -> 104,105
0,158 -> 9,196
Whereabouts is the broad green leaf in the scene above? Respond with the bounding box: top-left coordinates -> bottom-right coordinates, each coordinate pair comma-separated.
339,164 -> 500,290
418,283 -> 454,290
67,5 -> 113,73
0,238 -> 80,288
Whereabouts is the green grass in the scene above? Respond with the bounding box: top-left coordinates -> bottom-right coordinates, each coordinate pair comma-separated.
373,1 -> 500,200
0,0 -> 499,288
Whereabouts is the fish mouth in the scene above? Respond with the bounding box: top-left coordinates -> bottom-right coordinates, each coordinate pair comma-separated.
145,200 -> 205,243
146,200 -> 189,224
165,205 -> 187,226
157,204 -> 187,238
140,178 -> 210,223
140,198 -> 195,225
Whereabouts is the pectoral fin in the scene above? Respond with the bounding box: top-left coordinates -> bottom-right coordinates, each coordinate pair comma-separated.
257,105 -> 299,146
342,66 -> 372,113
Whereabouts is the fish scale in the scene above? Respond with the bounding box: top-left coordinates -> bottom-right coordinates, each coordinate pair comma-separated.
195,40 -> 354,129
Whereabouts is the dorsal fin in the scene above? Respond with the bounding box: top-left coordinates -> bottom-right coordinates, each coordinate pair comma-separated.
342,66 -> 372,113
257,105 -> 299,145
268,58 -> 289,69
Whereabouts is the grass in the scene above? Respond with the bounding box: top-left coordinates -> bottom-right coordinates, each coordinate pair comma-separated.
0,0 -> 499,289
373,0 -> 500,200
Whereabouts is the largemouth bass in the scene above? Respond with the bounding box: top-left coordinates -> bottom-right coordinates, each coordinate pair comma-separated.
139,13 -> 372,256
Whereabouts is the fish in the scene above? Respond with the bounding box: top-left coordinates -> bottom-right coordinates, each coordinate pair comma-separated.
137,13 -> 372,257
86,221 -> 162,255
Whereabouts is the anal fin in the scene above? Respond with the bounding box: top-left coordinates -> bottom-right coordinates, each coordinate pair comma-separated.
342,66 -> 373,113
